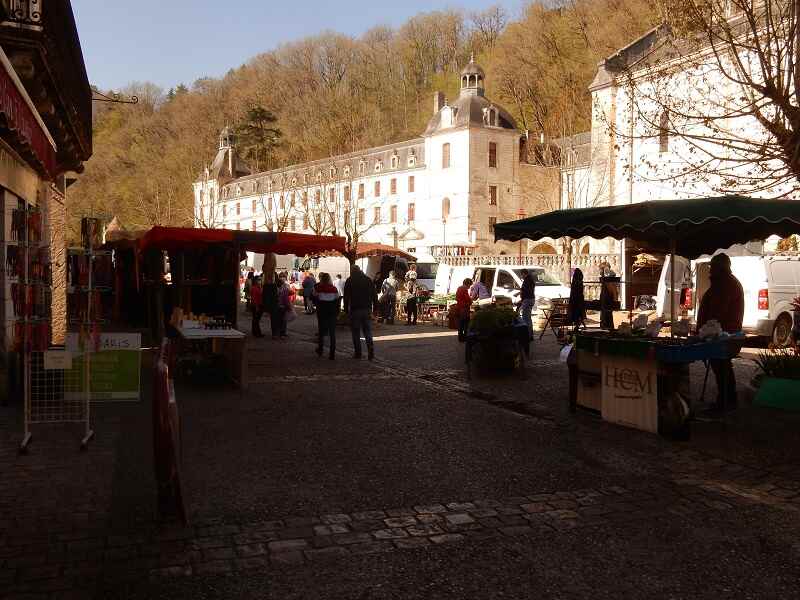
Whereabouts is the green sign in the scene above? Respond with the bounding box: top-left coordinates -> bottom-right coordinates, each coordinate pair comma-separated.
66,333 -> 141,401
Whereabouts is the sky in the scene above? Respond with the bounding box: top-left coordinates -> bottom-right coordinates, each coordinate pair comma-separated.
73,0 -> 522,92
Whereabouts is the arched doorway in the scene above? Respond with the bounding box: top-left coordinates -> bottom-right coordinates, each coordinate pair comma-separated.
530,242 -> 556,255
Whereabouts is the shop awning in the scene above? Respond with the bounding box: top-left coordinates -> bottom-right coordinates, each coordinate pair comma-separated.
137,227 -> 233,251
235,231 -> 346,255
494,195 -> 800,259
355,243 -> 416,261
136,226 -> 346,256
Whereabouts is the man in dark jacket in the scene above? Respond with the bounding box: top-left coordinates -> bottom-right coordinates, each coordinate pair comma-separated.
519,270 -> 536,340
344,265 -> 377,360
697,253 -> 745,413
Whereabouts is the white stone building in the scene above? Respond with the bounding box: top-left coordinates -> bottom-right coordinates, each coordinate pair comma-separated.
193,59 -> 555,260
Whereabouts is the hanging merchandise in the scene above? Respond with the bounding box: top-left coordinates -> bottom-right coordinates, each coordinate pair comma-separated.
6,244 -> 20,277
11,209 -> 26,241
27,210 -> 42,244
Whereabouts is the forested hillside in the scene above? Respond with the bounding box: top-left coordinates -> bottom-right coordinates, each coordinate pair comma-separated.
70,0 -> 658,234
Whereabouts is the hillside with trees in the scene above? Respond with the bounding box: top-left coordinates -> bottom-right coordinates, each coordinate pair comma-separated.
70,0 -> 658,235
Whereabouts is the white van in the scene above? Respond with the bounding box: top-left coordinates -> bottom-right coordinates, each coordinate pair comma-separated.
658,253 -> 800,345
473,266 -> 571,306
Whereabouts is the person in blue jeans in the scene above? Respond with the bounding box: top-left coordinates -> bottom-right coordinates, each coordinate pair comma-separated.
344,265 -> 377,360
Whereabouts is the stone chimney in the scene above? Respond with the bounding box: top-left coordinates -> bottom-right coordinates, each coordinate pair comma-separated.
434,91 -> 445,115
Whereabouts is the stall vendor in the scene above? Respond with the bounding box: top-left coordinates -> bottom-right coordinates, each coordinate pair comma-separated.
696,253 -> 744,413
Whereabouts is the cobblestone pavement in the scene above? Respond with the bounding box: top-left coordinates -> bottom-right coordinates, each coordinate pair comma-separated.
2,308 -> 800,598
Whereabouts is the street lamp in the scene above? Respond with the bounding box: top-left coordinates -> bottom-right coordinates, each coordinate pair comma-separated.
441,217 -> 447,257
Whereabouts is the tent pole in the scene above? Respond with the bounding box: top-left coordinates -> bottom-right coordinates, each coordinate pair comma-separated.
670,238 -> 676,336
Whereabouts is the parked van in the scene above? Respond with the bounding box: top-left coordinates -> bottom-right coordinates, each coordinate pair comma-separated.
473,265 -> 571,306
658,253 -> 800,345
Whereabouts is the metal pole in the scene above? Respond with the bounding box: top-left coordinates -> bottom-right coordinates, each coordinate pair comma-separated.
20,208 -> 31,452
670,237 -> 677,335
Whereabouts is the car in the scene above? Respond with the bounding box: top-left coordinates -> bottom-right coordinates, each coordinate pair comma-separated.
473,265 -> 571,306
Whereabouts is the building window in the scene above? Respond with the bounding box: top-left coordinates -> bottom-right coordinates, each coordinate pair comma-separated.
315,189 -> 321,203
391,154 -> 399,169
235,203 -> 240,215
223,205 -> 227,218
488,186 -> 497,206
374,207 -> 381,224
408,154 -> 416,168
374,181 -> 381,197
442,143 -> 451,169
374,160 -> 382,173
280,196 -> 285,210
358,183 -> 365,199
329,187 -> 335,201
659,111 -> 670,153
303,214 -> 309,229
390,178 -> 397,195
290,192 -> 295,207
390,205 -> 397,223
408,175 -> 415,193
329,167 -> 336,178
290,216 -> 297,231
408,202 -> 415,222
236,223 -> 241,230
252,199 -> 257,212
344,186 -> 351,202
343,165 -> 351,177
251,220 -> 257,231
489,217 -> 497,232
489,142 -> 497,168
303,191 -> 308,207
359,161 -> 366,176
358,208 -> 365,226
442,197 -> 450,220
210,189 -> 215,202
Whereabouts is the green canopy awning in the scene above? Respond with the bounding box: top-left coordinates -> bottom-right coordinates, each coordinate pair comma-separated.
494,195 -> 800,259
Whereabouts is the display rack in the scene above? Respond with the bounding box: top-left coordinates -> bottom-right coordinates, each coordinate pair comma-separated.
11,206 -> 54,451
63,217 -> 112,449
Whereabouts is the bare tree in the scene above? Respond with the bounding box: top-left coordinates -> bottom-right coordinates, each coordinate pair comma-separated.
611,1 -> 800,196
327,157 -> 378,264
469,5 -> 509,52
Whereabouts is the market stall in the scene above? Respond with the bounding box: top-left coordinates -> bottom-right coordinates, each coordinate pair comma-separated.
106,227 -> 346,389
495,195 -> 800,436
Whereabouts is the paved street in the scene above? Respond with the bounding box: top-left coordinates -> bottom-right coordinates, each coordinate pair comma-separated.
2,310 -> 800,599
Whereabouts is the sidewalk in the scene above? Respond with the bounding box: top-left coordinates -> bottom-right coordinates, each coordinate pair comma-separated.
1,310 -> 799,598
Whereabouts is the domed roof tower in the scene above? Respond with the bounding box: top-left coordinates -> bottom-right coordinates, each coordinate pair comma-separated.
424,56 -> 518,135
460,55 -> 486,96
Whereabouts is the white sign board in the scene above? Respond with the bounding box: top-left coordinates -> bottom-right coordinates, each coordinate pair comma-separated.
43,351 -> 72,370
601,356 -> 659,434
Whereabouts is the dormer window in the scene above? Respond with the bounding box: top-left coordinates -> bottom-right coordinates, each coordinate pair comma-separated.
291,177 -> 297,186
303,173 -> 308,185
441,105 -> 454,128
343,165 -> 351,178
374,160 -> 382,173
316,171 -> 323,183
236,185 -> 242,197
408,150 -> 417,168
483,106 -> 499,127
391,154 -> 399,169
359,161 -> 366,176
329,166 -> 337,179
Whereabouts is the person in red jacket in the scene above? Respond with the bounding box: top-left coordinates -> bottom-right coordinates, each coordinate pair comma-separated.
456,278 -> 473,342
250,277 -> 264,338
